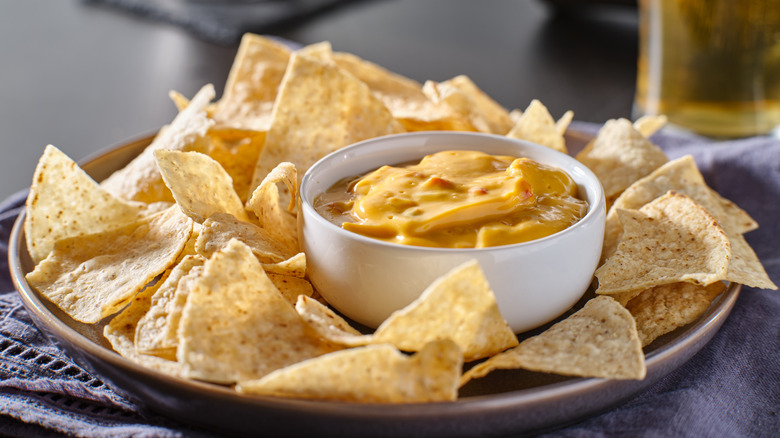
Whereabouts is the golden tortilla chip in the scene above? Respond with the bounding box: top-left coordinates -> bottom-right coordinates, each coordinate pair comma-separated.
26,206 -> 193,323
437,75 -> 513,135
246,162 -> 299,256
207,127 -> 267,202
135,255 -> 206,356
250,52 -> 404,190
263,253 -> 306,277
371,260 -> 518,361
237,340 -> 463,403
596,192 -> 731,302
461,296 -> 645,385
177,239 -> 336,384
724,232 -> 777,290
195,212 -> 293,263
103,281 -> 184,377
295,295 -> 369,346
506,99 -> 572,154
633,114 -> 668,138
212,34 -> 291,131
155,149 -> 250,223
24,145 -> 146,264
576,118 -> 669,201
101,84 -> 216,203
626,281 -> 726,347
268,273 -> 315,305
420,80 -> 483,132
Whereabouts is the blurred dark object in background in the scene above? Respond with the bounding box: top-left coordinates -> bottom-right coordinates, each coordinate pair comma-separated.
83,0 -> 369,46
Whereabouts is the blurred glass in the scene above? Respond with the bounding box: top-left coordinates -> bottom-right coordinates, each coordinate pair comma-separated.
634,0 -> 780,138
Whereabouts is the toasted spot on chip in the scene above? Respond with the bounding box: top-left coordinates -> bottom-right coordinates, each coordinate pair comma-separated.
24,145 -> 146,264
576,118 -> 668,202
626,281 -> 726,347
596,192 -> 730,302
155,149 -> 250,223
135,255 -> 206,356
372,260 -> 518,361
177,239 -> 336,384
246,162 -> 299,256
101,84 -> 216,203
506,99 -> 571,154
237,340 -> 463,403
26,206 -> 193,324
103,282 -> 185,377
213,34 -> 291,132
461,296 -> 645,385
250,52 -> 404,190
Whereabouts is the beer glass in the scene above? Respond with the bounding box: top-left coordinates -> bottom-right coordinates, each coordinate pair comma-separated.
634,0 -> 780,138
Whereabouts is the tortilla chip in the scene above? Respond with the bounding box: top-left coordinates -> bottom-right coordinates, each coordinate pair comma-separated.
461,296 -> 645,385
724,232 -> 777,290
103,281 -> 185,377
207,127 -> 267,202
626,281 -> 726,347
237,340 -> 463,403
155,149 -> 249,223
134,255 -> 206,356
250,52 -> 404,190
437,75 -> 513,135
101,84 -> 216,203
595,192 -> 731,302
633,115 -> 668,138
576,118 -> 669,201
420,80 -> 483,132
263,253 -> 306,277
246,162 -> 299,256
26,206 -> 193,323
212,34 -> 291,131
372,260 -> 518,361
295,295 -> 369,345
24,145 -> 146,264
506,99 -> 571,154
177,239 -> 336,384
268,273 -> 315,305
195,212 -> 293,264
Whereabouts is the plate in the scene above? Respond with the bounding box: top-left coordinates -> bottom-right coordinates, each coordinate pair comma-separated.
9,132 -> 740,437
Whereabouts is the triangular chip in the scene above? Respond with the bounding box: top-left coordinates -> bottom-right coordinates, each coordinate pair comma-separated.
155,149 -> 249,223
237,340 -> 463,403
212,33 -> 292,131
461,296 -> 645,385
436,75 -> 513,135
295,295 -> 369,346
506,99 -> 571,154
246,162 -> 299,256
195,212 -> 293,263
268,273 -> 315,305
596,192 -> 731,302
633,114 -> 668,138
24,145 -> 146,264
576,118 -> 668,201
177,239 -> 336,384
206,127 -> 267,202
626,281 -> 726,347
101,84 -> 216,203
250,52 -> 404,190
371,260 -> 518,361
26,206 -> 193,323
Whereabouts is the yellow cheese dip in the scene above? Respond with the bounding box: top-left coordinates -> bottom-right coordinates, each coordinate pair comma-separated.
313,150 -> 588,248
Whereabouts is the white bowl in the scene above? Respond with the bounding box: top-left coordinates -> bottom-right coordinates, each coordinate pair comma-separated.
298,132 -> 606,333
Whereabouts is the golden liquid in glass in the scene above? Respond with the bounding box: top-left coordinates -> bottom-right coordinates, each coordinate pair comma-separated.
634,0 -> 780,137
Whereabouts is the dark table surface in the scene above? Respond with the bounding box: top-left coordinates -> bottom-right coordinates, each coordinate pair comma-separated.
0,0 -> 639,201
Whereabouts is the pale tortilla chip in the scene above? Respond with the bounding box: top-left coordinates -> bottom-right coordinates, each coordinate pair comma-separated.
155,149 -> 249,223
371,260 -> 518,361
103,282 -> 184,377
506,99 -> 571,154
135,255 -> 206,356
263,253 -> 306,277
596,192 -> 731,302
437,75 -> 514,135
237,340 -> 463,403
250,52 -> 404,190
576,118 -> 669,201
101,84 -> 216,203
26,206 -> 193,323
268,273 -> 315,305
195,212 -> 293,263
420,80 -> 483,132
24,145 -> 146,264
626,281 -> 726,347
461,296 -> 645,385
295,295 -> 369,346
246,162 -> 299,256
724,232 -> 777,290
177,239 -> 336,384
212,34 -> 291,131
207,128 -> 267,202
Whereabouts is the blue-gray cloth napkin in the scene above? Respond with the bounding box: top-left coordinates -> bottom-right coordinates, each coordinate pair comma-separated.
1,122 -> 778,437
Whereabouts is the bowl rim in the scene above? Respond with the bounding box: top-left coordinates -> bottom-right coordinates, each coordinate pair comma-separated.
299,131 -> 606,254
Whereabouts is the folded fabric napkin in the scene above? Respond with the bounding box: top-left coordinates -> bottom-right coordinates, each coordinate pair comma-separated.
83,0 -> 365,45
1,122 -> 778,437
